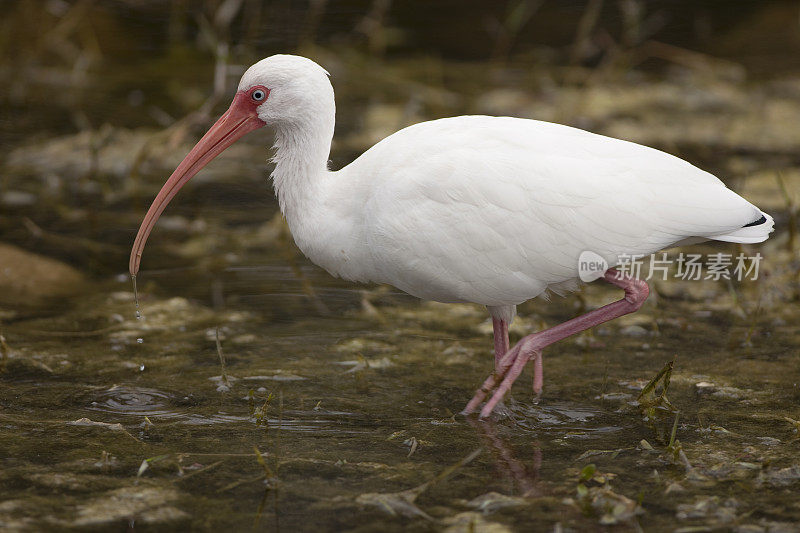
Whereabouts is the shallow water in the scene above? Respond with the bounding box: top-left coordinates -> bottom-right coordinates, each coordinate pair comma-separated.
2,239 -> 799,530
2,2 -> 800,531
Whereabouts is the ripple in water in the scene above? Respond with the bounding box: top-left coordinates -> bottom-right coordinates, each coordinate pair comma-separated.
89,385 -> 183,419
508,400 -> 622,435
88,386 -> 368,433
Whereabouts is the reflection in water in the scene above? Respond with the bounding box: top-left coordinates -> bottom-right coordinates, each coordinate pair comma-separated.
467,417 -> 541,497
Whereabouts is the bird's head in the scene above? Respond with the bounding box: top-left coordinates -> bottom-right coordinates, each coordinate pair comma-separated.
129,54 -> 332,276
239,54 -> 333,128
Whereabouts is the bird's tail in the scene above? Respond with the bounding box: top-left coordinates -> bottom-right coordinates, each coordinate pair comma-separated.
707,211 -> 774,244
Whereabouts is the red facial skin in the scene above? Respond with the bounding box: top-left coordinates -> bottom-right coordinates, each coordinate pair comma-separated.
129,85 -> 269,276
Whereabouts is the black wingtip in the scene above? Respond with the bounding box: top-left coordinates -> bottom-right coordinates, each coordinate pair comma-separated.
742,214 -> 767,228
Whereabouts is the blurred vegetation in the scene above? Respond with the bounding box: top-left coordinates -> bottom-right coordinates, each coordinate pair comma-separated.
3,0 -> 800,145
2,0 -> 800,278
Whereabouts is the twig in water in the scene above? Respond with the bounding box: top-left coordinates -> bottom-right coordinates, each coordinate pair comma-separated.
215,327 -> 231,388
173,460 -> 225,483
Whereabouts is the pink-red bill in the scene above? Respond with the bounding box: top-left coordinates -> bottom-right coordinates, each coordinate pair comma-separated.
129,91 -> 265,276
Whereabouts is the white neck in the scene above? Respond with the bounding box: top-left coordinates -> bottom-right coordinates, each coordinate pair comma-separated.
270,109 -> 334,222
268,100 -> 373,282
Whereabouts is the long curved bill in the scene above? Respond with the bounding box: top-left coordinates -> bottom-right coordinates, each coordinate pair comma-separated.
129,92 -> 265,276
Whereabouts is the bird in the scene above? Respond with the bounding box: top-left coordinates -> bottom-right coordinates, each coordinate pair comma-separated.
130,54 -> 774,418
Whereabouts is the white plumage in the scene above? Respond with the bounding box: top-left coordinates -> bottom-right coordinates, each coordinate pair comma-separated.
326,116 -> 771,307
250,55 -> 772,316
130,54 -> 774,416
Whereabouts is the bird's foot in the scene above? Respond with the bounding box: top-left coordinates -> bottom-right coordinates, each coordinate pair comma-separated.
464,269 -> 649,419
462,334 -> 544,418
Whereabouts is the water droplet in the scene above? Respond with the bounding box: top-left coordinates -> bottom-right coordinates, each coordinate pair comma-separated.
132,274 -> 143,321
137,338 -> 143,344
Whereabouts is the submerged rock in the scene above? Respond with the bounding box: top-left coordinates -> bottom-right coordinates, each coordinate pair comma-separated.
1,190 -> 37,206
676,496 -> 738,523
72,486 -> 189,527
757,465 -> 800,487
25,472 -> 115,492
442,511 -> 513,533
4,125 -> 261,184
466,492 -> 528,514
355,489 -> 433,520
574,486 -> 643,525
0,243 -> 85,306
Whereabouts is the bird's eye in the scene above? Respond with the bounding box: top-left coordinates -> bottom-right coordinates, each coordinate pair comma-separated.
251,89 -> 266,101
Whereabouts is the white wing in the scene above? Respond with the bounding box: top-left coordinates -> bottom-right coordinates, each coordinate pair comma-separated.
339,116 -> 773,306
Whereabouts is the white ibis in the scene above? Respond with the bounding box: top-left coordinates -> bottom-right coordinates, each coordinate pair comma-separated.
130,55 -> 774,418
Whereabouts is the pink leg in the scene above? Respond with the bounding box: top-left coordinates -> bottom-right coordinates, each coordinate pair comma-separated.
492,318 -> 509,369
492,316 -> 543,392
463,269 -> 649,418
488,317 -> 521,414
